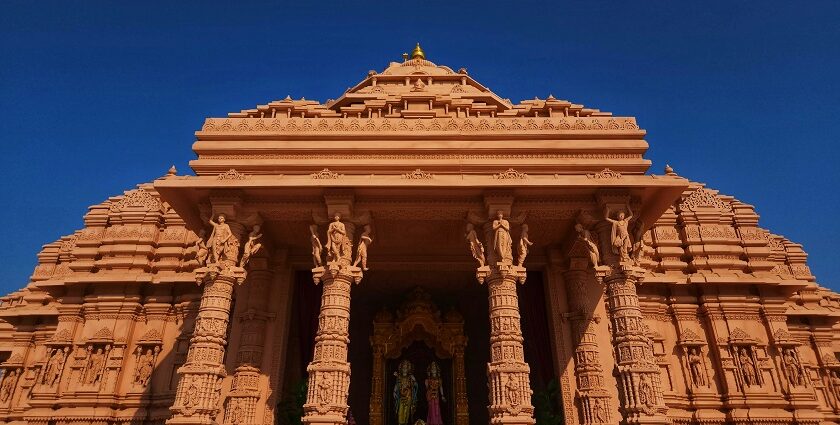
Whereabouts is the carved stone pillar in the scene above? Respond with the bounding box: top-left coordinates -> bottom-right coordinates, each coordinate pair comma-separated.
452,344 -> 469,425
302,264 -> 363,425
477,264 -> 535,425
224,265 -> 274,425
564,269 -> 613,425
168,267 -> 245,425
602,265 -> 667,425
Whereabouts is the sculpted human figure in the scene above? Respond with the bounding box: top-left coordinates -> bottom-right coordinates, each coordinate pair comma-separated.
0,369 -> 18,402
575,223 -> 600,267
604,204 -> 633,262
593,398 -> 607,422
739,348 -> 758,386
194,229 -> 209,266
517,223 -> 533,267
393,360 -> 417,425
310,224 -> 324,267
687,347 -> 706,387
425,362 -> 445,425
631,218 -> 647,265
326,213 -> 351,263
209,214 -> 235,264
465,223 -> 486,267
637,374 -> 654,408
43,348 -> 66,386
239,225 -> 263,267
353,225 -> 372,271
493,210 -> 513,264
783,349 -> 804,386
85,347 -> 106,385
133,347 -> 155,386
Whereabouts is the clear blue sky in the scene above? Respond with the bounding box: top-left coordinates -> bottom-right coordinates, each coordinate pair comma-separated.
1,1 -> 838,294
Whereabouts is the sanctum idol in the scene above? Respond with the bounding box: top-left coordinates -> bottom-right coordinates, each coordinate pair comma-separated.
0,44 -> 838,425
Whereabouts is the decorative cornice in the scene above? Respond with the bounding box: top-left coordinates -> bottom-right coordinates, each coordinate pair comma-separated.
217,169 -> 249,180
586,168 -> 622,180
401,169 -> 433,180
310,168 -> 342,179
200,117 -> 641,134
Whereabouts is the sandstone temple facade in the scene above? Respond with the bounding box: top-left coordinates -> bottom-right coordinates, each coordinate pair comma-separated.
2,46 -> 839,425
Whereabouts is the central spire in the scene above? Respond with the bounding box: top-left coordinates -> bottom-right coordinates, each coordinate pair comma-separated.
411,42 -> 425,60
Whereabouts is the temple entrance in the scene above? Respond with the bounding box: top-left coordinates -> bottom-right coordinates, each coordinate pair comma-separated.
280,269 -> 559,425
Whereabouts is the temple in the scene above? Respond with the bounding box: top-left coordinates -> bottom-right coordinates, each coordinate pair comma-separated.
2,45 -> 840,425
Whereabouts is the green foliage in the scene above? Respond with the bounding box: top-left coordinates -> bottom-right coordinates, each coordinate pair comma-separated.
277,378 -> 308,425
531,379 -> 564,425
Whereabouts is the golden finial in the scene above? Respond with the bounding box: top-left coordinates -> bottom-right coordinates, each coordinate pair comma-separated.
411,43 -> 425,60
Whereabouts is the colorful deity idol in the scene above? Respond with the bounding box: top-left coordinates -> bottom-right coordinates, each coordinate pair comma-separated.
425,362 -> 445,425
393,359 -> 418,425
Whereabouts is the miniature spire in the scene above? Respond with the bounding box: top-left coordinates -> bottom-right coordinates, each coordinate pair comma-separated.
166,165 -> 177,177
664,164 -> 677,176
411,43 -> 425,60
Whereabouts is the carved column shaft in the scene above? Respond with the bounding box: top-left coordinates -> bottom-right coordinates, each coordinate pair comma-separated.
303,266 -> 362,425
224,267 -> 273,425
453,346 -> 469,425
368,344 -> 385,425
603,266 -> 667,425
169,269 -> 244,425
482,266 -> 535,425
565,269 -> 612,425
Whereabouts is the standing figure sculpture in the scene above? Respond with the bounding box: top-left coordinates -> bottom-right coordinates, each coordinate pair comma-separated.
326,214 -> 351,264
574,223 -> 600,267
604,204 -> 634,262
239,225 -> 263,267
687,347 -> 706,387
739,348 -> 758,386
638,374 -> 654,408
0,369 -> 18,402
85,347 -> 106,385
783,349 -> 804,386
492,210 -> 513,264
517,223 -> 533,267
465,223 -> 486,267
425,362 -> 445,425
353,225 -> 373,271
393,360 -> 418,425
209,214 -> 236,264
194,229 -> 209,266
133,347 -> 156,387
43,348 -> 66,386
310,224 -> 324,267
631,218 -> 647,265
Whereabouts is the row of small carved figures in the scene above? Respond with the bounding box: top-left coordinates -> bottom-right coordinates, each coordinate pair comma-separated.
188,205 -> 645,272
0,345 -> 161,403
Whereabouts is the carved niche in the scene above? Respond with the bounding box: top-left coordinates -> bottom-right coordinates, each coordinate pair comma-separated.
369,288 -> 469,425
771,329 -> 810,391
727,328 -> 765,391
130,328 -> 164,391
676,329 -> 712,392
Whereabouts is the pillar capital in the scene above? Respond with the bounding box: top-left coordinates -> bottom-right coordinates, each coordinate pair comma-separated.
476,264 -> 526,285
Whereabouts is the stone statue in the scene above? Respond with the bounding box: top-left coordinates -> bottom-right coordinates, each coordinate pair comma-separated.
631,218 -> 647,265
832,370 -> 840,399
604,204 -> 634,262
637,374 -> 654,408
209,214 -> 236,264
687,347 -> 706,387
783,349 -> 804,386
43,348 -> 66,386
353,225 -> 372,271
492,210 -> 513,264
326,213 -> 351,264
310,224 -> 323,267
393,359 -> 418,425
593,398 -> 607,423
575,223 -> 600,267
739,348 -> 758,386
84,347 -> 106,385
425,362 -> 445,425
465,223 -> 486,267
194,229 -> 209,266
0,369 -> 18,402
239,225 -> 263,267
517,224 -> 533,267
133,347 -> 156,387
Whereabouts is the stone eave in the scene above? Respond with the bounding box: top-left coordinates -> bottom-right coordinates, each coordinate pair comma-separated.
154,173 -> 689,237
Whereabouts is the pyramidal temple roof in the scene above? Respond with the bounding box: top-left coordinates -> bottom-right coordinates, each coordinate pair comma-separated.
228,44 -> 610,120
